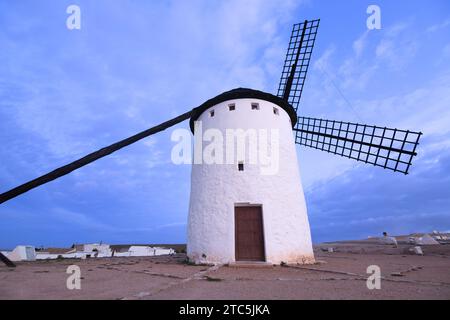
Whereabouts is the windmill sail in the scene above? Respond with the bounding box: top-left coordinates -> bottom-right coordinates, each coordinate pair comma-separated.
0,110 -> 192,205
277,19 -> 320,112
276,20 -> 423,174
294,116 -> 422,174
0,252 -> 15,268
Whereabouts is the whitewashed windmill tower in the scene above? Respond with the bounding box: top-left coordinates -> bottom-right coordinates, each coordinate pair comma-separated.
0,19 -> 422,267
187,89 -> 314,265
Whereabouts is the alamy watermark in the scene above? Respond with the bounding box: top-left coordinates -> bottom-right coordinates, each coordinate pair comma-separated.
366,265 -> 381,290
171,121 -> 280,176
66,5 -> 81,30
66,265 -> 81,290
367,5 -> 382,30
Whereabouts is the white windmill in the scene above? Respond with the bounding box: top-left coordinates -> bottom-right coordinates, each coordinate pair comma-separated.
187,88 -> 314,265
0,19 -> 422,267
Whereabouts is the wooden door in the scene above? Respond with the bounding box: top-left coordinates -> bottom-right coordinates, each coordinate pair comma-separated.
235,206 -> 265,261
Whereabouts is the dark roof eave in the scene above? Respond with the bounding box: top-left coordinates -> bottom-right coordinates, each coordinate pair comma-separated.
189,88 -> 297,133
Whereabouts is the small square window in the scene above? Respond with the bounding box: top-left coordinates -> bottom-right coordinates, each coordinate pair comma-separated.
273,107 -> 279,115
210,110 -> 215,117
238,162 -> 244,171
251,103 -> 260,110
229,104 -> 235,111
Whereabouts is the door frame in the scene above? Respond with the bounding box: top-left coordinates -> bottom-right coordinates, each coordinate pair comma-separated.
234,204 -> 266,262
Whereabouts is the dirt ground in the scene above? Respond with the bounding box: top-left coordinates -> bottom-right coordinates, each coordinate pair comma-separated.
1,243 -> 449,300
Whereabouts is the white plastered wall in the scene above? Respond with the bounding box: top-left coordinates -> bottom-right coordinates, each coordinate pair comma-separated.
187,98 -> 314,265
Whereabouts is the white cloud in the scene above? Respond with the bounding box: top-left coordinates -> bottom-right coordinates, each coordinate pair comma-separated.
426,18 -> 450,33
443,43 -> 450,58
353,31 -> 369,58
313,46 -> 336,71
313,21 -> 421,99
51,207 -> 116,232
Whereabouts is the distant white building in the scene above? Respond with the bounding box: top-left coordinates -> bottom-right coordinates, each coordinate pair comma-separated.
7,245 -> 36,261
35,247 -> 92,260
414,234 -> 440,245
111,245 -> 174,257
33,243 -> 176,260
391,232 -> 448,245
81,243 -> 112,257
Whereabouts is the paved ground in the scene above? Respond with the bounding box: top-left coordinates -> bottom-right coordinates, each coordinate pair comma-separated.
1,243 -> 449,300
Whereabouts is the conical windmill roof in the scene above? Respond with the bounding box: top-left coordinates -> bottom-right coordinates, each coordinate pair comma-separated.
189,88 -> 297,133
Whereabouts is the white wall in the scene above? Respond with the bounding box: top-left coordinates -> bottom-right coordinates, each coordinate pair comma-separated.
188,98 -> 315,265
35,252 -> 92,260
114,246 -> 174,257
84,244 -> 112,257
7,246 -> 36,261
34,245 -> 175,260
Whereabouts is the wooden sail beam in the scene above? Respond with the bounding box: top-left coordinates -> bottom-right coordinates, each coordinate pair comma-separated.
0,110 -> 192,205
0,252 -> 15,268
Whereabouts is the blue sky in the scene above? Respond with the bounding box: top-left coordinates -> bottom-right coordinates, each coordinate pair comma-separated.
1,0 -> 449,249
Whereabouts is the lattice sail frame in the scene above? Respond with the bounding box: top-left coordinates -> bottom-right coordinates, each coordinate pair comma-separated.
276,19 -> 422,174
277,19 -> 320,112
294,117 -> 423,174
